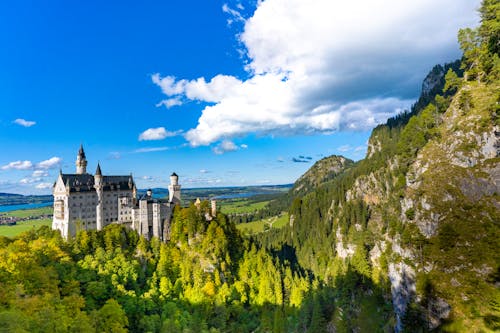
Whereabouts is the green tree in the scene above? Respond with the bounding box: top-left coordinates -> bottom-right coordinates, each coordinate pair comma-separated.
443,68 -> 461,94
93,299 -> 128,333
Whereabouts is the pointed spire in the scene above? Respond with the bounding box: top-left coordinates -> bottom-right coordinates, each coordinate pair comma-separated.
78,144 -> 86,158
95,162 -> 102,176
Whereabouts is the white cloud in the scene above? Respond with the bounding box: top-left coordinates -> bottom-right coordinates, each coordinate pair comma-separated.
156,97 -> 182,108
32,170 -> 49,177
36,157 -> 61,169
1,157 -> 61,171
222,3 -> 245,26
35,182 -> 52,189
138,127 -> 181,141
212,140 -> 239,155
154,0 -> 479,147
199,169 -> 210,174
13,118 -> 36,127
20,177 -> 41,184
1,160 -> 33,170
240,144 -> 248,149
134,147 -> 169,153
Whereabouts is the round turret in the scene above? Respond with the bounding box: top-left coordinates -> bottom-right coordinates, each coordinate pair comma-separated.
168,172 -> 181,205
170,172 -> 178,185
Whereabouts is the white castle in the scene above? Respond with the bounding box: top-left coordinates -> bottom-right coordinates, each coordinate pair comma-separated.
52,145 -> 181,240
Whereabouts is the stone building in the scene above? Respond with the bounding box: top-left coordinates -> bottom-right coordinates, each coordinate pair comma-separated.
52,145 -> 181,240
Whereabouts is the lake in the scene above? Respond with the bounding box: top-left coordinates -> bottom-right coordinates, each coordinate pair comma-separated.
0,202 -> 52,213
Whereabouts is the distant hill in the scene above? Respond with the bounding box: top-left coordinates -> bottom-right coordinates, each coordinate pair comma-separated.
0,185 -> 292,207
0,193 -> 53,206
139,184 -> 292,203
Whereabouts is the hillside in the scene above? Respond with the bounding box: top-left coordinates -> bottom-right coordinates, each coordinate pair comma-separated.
291,155 -> 354,197
0,193 -> 52,206
258,3 -> 500,330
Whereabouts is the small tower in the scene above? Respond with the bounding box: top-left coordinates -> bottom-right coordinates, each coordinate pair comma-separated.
168,172 -> 181,205
211,199 -> 217,217
94,163 -> 104,230
76,144 -> 88,174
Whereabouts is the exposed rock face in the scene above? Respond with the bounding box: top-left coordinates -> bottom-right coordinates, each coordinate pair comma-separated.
335,227 -> 355,259
421,65 -> 445,95
388,262 -> 416,332
367,137 -> 382,158
427,298 -> 451,330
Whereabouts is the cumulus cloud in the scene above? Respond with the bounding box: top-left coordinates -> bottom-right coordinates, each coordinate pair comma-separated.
1,160 -> 33,170
35,182 -> 52,189
13,118 -> 36,127
212,140 -> 239,155
2,157 -> 61,171
154,0 -> 479,147
138,127 -> 181,141
37,157 -> 61,170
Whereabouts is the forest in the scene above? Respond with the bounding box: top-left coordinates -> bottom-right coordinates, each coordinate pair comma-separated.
0,203 -> 357,332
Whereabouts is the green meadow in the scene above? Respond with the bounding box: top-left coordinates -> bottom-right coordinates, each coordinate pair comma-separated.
0,206 -> 53,237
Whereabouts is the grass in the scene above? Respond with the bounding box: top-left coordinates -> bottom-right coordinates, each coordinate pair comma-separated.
2,206 -> 52,218
0,218 -> 52,237
0,206 -> 53,237
237,213 -> 289,235
219,198 -> 270,214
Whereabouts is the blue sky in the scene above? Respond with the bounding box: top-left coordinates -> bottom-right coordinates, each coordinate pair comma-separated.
0,0 -> 480,194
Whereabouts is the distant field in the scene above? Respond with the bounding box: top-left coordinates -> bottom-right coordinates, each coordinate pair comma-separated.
3,206 -> 52,218
0,206 -> 53,237
0,218 -> 52,237
237,213 -> 289,235
219,198 -> 270,214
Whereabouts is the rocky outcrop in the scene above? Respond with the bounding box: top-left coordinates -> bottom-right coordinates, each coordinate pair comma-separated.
389,262 -> 416,332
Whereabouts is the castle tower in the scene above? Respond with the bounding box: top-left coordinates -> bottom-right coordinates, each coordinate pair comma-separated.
94,163 -> 104,230
168,172 -> 181,205
211,199 -> 217,217
76,144 -> 88,174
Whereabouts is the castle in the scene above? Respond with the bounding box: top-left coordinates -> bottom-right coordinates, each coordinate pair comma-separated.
52,145 -> 181,240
